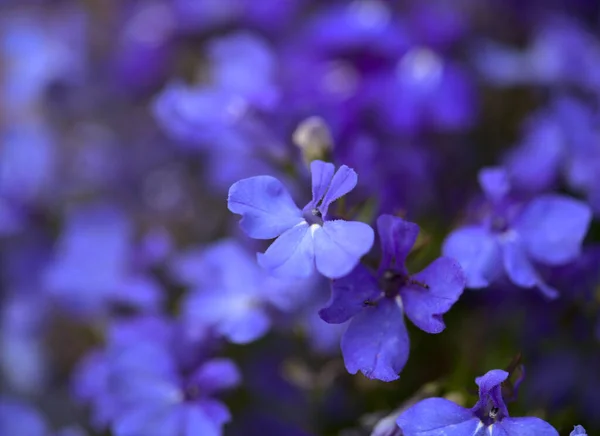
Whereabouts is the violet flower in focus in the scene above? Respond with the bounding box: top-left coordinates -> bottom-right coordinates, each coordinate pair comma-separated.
320,214 -> 465,381
228,160 -> 374,279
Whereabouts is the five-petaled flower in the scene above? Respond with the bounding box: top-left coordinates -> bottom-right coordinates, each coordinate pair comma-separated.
443,167 -> 592,298
397,369 -> 558,435
319,214 -> 465,381
228,160 -> 374,279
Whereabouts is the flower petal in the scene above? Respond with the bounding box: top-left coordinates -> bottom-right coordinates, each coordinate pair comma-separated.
472,369 -> 509,418
500,235 -> 538,288
402,257 -> 466,334
309,160 -> 335,208
396,398 -> 482,436
478,167 -> 510,203
377,214 -> 419,272
341,299 -> 409,382
318,165 -> 358,216
319,264 -> 381,324
442,226 -> 501,288
500,234 -> 559,298
313,220 -> 374,279
184,401 -> 230,436
257,223 -> 315,278
113,405 -> 179,436
219,308 -> 271,344
570,425 -> 587,436
515,194 -> 592,266
228,176 -> 303,239
495,417 -> 559,436
188,359 -> 240,395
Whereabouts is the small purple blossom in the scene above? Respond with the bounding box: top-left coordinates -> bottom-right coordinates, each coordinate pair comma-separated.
320,214 -> 465,381
72,316 -> 238,436
397,369 -> 558,435
228,160 -> 374,279
443,167 -> 592,298
173,239 -> 311,344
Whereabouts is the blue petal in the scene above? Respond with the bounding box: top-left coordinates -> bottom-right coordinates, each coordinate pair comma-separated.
220,307 -> 271,344
376,214 -> 419,272
228,176 -> 303,239
442,226 -> 501,288
188,359 -> 240,395
396,398 -> 482,436
473,369 -> 509,418
183,401 -> 230,436
515,195 -> 592,266
494,417 -> 559,436
341,299 -> 408,381
570,425 -> 587,436
113,405 -> 179,436
402,257 -> 466,334
319,265 -> 381,324
499,235 -> 538,289
500,235 -> 559,298
478,167 -> 510,203
183,288 -> 270,344
318,165 -> 358,217
314,220 -> 374,279
475,369 -> 509,393
113,275 -> 164,313
309,160 -> 335,208
257,223 -> 315,278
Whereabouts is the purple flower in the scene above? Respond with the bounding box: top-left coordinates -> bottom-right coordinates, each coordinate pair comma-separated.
396,369 -> 558,435
373,50 -> 476,133
473,14 -> 600,91
320,214 -> 465,381
571,425 -> 587,435
505,97 -> 600,213
443,167 -> 592,298
109,342 -> 238,436
174,239 -> 311,344
42,204 -> 163,317
72,316 -> 237,436
228,160 -> 374,279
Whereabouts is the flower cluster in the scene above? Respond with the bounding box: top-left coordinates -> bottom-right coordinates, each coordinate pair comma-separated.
0,1 -> 599,435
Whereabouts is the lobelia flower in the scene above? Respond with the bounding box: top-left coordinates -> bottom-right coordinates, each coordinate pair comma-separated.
473,14 -> 600,92
228,160 -> 374,279
42,204 -> 163,318
72,316 -> 237,436
109,340 -> 239,436
443,167 -> 592,298
172,239 -> 312,344
319,214 -> 465,381
396,369 -> 558,435
505,97 -> 600,213
570,425 -> 587,435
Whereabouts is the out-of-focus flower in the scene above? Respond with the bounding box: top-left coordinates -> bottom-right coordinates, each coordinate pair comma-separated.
473,14 -> 600,92
228,160 -> 374,279
505,97 -> 600,213
173,239 -> 312,344
72,316 -> 239,436
42,204 -> 163,317
320,215 -> 465,381
443,167 -> 591,298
